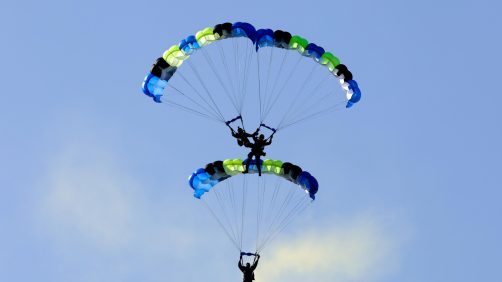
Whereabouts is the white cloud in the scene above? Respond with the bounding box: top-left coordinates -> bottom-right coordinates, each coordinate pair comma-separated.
42,145 -> 136,247
256,214 -> 404,282
39,141 -> 197,254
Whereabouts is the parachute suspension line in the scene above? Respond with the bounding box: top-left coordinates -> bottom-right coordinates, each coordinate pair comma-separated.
277,63 -> 318,128
255,177 -> 261,251
277,63 -> 318,129
258,176 -> 268,251
279,100 -> 346,131
184,60 -> 227,122
217,44 -> 241,116
238,41 -> 255,114
213,187 -> 240,246
257,198 -> 311,253
284,72 -> 331,123
160,100 -> 220,123
260,184 -> 310,251
200,48 -> 240,115
261,55 -> 303,123
281,70 -> 345,129
239,40 -> 250,111
269,185 -> 296,229
255,176 -> 267,252
274,195 -> 311,238
225,180 -> 240,246
255,177 -> 281,250
220,180 -> 237,246
240,174 -> 249,250
256,51 -> 263,121
258,181 -> 295,249
261,47 -> 275,122
263,49 -> 289,122
246,42 -> 255,109
240,117 -> 245,130
174,71 -> 226,122
233,38 -> 239,81
201,198 -> 241,251
257,189 -> 310,252
167,83 -> 223,122
270,198 -> 311,247
267,178 -> 282,217
262,52 -> 299,121
281,87 -> 339,130
232,38 -> 244,114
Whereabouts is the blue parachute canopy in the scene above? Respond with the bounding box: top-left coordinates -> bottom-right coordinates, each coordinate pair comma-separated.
188,158 -> 318,200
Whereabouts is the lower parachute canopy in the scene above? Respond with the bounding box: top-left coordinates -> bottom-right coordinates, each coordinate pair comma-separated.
188,158 -> 318,253
189,158 -> 318,200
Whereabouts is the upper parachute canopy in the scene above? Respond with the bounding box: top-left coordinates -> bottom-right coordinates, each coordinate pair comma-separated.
142,22 -> 361,108
189,158 -> 319,200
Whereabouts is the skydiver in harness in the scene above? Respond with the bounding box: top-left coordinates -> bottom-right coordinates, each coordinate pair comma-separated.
231,127 -> 259,147
226,116 -> 276,176
238,252 -> 260,282
243,133 -> 272,176
243,125 -> 276,176
226,116 -> 259,147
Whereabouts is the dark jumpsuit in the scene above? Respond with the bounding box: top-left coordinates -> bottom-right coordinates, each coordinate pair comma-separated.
238,257 -> 259,282
244,136 -> 272,176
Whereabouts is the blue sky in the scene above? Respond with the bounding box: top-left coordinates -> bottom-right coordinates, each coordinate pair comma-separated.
1,0 -> 501,281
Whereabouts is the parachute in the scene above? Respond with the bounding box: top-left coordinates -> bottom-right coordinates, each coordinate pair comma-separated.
142,22 -> 361,135
188,158 -> 318,253
189,159 -> 318,199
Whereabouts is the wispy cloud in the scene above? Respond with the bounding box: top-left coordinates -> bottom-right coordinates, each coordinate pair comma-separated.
42,148 -> 135,247
257,213 -> 405,282
39,140 -> 196,254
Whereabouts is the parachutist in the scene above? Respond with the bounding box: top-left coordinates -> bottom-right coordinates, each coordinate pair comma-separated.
244,134 -> 273,176
231,127 -> 259,147
239,252 -> 260,282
